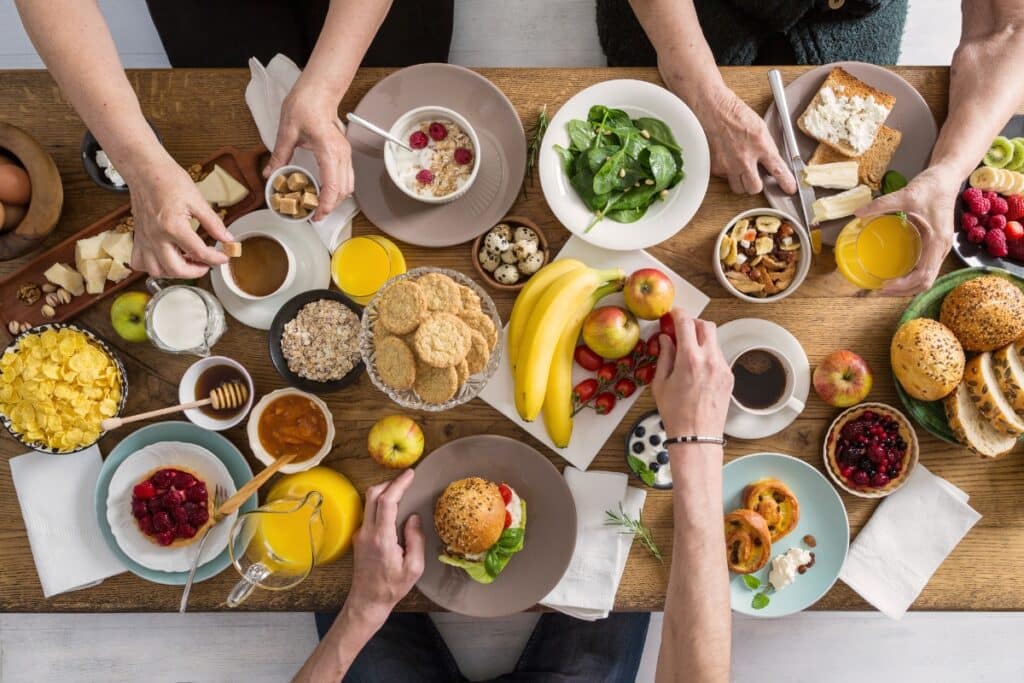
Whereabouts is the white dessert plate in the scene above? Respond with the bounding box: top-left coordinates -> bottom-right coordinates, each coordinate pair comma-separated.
539,79 -> 711,251
478,235 -> 710,470
210,209 -> 331,330
717,318 -> 810,440
105,440 -> 238,573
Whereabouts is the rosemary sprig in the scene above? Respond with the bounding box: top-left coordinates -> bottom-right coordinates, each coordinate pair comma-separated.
605,504 -> 662,563
522,104 -> 549,195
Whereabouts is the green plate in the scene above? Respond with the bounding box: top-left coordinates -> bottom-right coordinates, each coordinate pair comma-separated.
894,266 -> 1024,444
94,421 -> 256,586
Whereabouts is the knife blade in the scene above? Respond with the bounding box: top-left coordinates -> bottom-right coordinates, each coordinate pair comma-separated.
768,69 -> 817,232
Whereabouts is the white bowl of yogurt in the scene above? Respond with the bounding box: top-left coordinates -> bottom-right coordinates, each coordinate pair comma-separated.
384,105 -> 480,204
626,411 -> 673,489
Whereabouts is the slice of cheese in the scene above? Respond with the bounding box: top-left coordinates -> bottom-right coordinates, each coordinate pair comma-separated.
80,258 -> 113,295
100,230 -> 133,265
802,161 -> 859,190
43,263 -> 85,296
74,232 -> 109,272
106,260 -> 132,283
195,168 -> 228,205
812,185 -> 872,223
216,166 -> 250,207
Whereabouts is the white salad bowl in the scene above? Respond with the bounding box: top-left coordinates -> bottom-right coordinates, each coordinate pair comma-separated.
538,79 -> 710,251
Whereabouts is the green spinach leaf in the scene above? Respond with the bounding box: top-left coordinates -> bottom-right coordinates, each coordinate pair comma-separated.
567,119 -> 596,152
636,117 -> 681,152
553,144 -> 575,176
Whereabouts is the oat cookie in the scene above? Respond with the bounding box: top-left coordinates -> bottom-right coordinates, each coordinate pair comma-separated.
418,273 -> 462,313
458,284 -> 481,312
455,359 -> 469,386
460,310 -> 498,351
378,280 -> 426,334
414,313 -> 470,368
415,363 -> 459,404
376,336 -> 417,390
464,330 -> 490,375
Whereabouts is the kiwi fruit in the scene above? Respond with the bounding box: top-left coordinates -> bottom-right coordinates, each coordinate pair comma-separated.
984,136 -> 1015,169
1008,138 -> 1024,173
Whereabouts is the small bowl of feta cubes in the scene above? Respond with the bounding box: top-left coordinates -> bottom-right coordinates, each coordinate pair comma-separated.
80,121 -> 162,193
471,215 -> 549,291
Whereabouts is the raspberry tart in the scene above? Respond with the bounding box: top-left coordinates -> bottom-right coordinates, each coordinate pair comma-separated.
130,467 -> 213,547
824,403 -> 919,498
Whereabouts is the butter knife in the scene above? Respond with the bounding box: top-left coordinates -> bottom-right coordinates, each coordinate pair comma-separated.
768,69 -> 817,231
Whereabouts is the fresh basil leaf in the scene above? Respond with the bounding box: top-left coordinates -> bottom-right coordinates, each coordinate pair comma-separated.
742,575 -> 761,590
627,454 -> 656,486
567,119 -> 596,152
635,117 -> 681,152
751,593 -> 770,610
881,170 -> 908,195
497,527 -> 525,551
484,549 -> 504,578
553,145 -> 575,176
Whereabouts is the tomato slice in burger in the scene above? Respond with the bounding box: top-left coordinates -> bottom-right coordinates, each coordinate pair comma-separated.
498,483 -> 513,505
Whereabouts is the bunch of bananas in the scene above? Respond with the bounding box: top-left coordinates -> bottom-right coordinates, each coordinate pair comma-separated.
507,260 -> 624,447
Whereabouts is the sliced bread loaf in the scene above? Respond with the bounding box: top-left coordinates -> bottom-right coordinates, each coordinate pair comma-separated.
963,352 -> 1024,435
944,382 -> 1018,458
797,67 -> 895,157
992,341 -> 1024,418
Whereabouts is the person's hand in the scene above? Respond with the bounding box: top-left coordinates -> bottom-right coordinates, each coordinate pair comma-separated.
345,469 -> 424,628
853,165 -> 961,296
264,86 -> 353,221
690,86 -> 797,196
127,160 -> 232,278
652,308 -> 734,438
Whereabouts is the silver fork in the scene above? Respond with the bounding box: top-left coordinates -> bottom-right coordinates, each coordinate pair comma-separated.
179,483 -> 229,613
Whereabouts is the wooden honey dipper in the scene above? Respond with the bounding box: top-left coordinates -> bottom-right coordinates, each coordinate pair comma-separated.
100,381 -> 249,431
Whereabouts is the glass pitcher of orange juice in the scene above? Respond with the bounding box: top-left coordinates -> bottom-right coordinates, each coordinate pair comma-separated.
331,235 -> 407,304
834,214 -> 921,290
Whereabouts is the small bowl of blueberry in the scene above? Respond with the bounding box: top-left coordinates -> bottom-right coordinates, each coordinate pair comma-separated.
625,410 -> 672,489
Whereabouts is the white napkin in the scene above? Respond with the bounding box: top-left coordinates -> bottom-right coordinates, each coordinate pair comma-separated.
541,467 -> 647,620
245,54 -> 359,252
840,465 -> 981,620
9,446 -> 125,598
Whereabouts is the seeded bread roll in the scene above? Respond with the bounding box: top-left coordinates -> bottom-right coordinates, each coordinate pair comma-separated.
939,276 -> 1024,352
890,318 -> 964,401
945,382 -> 1017,459
434,477 -> 505,557
963,352 -> 1024,436
992,342 -> 1024,418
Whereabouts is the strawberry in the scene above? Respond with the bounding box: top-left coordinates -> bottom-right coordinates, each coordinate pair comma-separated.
1006,195 -> 1024,221
986,228 -> 1009,258
1006,221 -> 1024,241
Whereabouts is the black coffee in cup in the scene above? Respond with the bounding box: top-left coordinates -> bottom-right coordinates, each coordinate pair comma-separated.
731,349 -> 788,410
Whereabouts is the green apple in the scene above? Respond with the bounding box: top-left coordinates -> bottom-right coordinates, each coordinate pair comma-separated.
368,415 -> 425,469
110,291 -> 151,342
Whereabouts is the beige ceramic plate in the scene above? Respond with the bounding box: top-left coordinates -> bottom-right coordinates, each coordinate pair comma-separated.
762,62 -> 938,244
350,63 -> 526,247
396,435 -> 576,617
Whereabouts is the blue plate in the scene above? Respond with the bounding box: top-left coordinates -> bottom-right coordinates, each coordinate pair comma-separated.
723,453 -> 849,617
94,421 -> 256,585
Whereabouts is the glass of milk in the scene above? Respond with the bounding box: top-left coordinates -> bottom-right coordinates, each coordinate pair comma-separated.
144,279 -> 226,357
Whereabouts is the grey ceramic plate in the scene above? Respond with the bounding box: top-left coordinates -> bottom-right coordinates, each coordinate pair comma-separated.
762,62 -> 938,244
350,63 -> 526,248
396,435 -> 576,617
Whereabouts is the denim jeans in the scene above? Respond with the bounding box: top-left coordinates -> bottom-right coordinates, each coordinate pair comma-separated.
314,611 -> 650,683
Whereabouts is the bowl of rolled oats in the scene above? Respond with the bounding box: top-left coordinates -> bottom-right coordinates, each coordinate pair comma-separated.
269,289 -> 365,393
360,267 -> 502,411
384,106 -> 481,205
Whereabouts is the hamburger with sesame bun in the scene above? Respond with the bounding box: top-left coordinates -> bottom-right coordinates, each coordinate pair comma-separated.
434,476 -> 526,584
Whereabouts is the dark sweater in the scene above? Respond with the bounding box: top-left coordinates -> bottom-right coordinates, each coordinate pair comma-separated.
596,0 -> 908,67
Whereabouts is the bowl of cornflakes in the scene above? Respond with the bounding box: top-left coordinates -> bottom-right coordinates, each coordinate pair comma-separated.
0,323 -> 127,453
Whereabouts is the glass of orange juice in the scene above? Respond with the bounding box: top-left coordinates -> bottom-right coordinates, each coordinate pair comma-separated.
834,214 -> 921,290
331,235 -> 407,304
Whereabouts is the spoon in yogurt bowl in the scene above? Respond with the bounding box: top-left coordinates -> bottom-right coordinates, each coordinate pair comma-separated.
345,113 -> 414,152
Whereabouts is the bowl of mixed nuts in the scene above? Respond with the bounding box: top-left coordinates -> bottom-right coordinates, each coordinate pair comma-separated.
713,208 -> 810,303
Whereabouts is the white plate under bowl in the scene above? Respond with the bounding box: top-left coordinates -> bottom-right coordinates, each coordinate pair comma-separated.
211,209 -> 331,330
106,441 -> 237,573
717,318 -> 810,440
178,355 -> 254,431
538,79 -> 710,251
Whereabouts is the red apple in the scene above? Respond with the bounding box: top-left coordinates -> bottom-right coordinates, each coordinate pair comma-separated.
367,415 -> 425,468
813,350 -> 873,407
582,306 -> 640,360
623,268 -> 675,320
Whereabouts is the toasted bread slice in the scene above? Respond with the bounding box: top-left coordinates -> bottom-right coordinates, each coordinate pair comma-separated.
992,341 -> 1024,418
964,352 -> 1024,435
945,382 -> 1018,459
798,67 -> 896,157
808,125 -> 903,191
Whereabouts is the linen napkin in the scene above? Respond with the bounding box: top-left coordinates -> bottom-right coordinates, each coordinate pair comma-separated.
9,446 -> 125,597
839,465 -> 981,620
541,467 -> 648,620
245,54 -> 359,252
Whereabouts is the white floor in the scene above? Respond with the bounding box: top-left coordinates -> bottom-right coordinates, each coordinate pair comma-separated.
0,1 -> 994,682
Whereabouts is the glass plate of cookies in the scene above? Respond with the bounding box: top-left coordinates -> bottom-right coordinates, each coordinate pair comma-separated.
359,267 -> 502,411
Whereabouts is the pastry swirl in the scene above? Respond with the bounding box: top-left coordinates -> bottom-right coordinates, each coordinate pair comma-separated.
743,478 -> 800,542
724,509 -> 771,574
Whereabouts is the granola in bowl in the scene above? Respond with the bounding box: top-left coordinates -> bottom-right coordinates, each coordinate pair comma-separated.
385,106 -> 481,204
714,209 -> 810,302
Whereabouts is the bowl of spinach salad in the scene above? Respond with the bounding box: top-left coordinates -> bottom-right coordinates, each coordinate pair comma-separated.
539,80 -> 710,251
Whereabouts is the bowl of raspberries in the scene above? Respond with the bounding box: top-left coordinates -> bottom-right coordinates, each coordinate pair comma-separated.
955,185 -> 1024,273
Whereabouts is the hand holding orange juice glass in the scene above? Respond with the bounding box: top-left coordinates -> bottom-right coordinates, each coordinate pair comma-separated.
835,213 -> 922,290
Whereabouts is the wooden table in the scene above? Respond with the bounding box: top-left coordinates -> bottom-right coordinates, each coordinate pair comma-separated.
1,67 -> 1021,614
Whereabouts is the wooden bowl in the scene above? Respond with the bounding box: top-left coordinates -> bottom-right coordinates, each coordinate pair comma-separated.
471,215 -> 550,291
0,122 -> 63,261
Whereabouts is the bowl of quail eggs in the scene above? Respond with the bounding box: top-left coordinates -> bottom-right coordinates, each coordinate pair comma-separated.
472,216 -> 549,291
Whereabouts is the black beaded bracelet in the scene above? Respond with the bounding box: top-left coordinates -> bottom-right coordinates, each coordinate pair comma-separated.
664,435 -> 727,447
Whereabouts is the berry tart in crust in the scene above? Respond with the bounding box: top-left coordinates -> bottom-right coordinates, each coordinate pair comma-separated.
824,403 -> 919,498
130,467 -> 213,547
